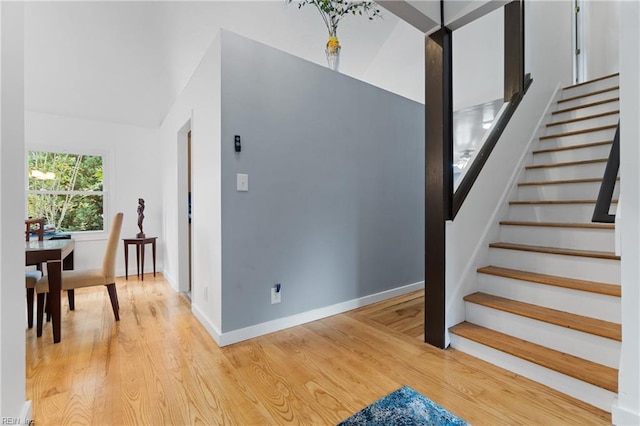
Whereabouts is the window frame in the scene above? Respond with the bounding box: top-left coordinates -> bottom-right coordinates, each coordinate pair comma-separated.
25,145 -> 111,241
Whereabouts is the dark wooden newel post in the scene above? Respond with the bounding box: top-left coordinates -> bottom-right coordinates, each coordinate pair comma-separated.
424,27 -> 452,349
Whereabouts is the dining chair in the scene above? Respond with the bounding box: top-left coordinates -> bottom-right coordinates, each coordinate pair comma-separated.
25,218 -> 45,242
35,212 -> 124,336
25,218 -> 45,329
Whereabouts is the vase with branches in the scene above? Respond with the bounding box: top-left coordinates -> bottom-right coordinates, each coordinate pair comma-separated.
286,0 -> 382,71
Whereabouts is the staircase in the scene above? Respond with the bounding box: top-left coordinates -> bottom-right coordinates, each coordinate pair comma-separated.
449,73 -> 621,412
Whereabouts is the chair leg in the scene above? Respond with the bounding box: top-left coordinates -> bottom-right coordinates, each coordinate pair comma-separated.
46,294 -> 51,322
26,288 -> 34,329
36,293 -> 45,337
67,289 -> 75,310
106,284 -> 120,321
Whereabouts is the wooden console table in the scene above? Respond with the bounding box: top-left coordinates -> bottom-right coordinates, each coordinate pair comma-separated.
123,236 -> 157,281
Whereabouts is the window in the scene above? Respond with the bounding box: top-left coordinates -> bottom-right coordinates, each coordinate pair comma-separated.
27,151 -> 105,232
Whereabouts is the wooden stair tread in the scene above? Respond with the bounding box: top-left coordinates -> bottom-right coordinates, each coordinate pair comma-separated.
518,177 -> 617,186
552,97 -> 619,115
563,73 -> 619,90
546,110 -> 619,127
558,86 -> 619,104
499,220 -> 614,230
509,199 -> 618,205
525,158 -> 607,169
533,140 -> 612,154
477,265 -> 620,297
449,321 -> 618,392
489,242 -> 620,260
540,124 -> 617,140
462,292 -> 621,342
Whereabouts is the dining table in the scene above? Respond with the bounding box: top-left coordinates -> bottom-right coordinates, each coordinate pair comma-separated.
25,238 -> 74,343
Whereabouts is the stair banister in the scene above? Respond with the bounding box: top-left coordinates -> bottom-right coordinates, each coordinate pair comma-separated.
592,121 -> 620,223
425,0 -> 529,348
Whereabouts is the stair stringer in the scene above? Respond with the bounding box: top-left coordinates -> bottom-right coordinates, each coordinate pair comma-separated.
444,82 -> 564,345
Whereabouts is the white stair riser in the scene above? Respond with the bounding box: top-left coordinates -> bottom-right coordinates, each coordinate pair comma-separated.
562,76 -> 619,98
516,181 -> 619,201
488,247 -> 620,284
465,303 -> 621,368
552,101 -> 620,122
532,144 -> 612,165
507,203 -> 617,223
450,334 -> 617,412
539,128 -> 617,149
545,113 -> 619,135
499,225 -> 615,252
557,88 -> 619,110
477,273 -> 621,323
526,162 -> 607,181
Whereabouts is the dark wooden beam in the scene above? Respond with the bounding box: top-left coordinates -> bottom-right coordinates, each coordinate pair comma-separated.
504,0 -> 525,101
424,27 -> 452,349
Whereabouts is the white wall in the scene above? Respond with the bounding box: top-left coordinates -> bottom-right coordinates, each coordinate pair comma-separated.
445,1 -> 574,345
362,6 -> 506,111
25,112 -> 162,277
444,0 -> 508,30
583,1 -> 620,81
613,1 -> 640,423
160,34 -> 222,337
0,2 -> 29,420
363,21 -> 424,104
452,7 -> 504,111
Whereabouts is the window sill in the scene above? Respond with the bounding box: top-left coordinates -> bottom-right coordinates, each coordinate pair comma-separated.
60,231 -> 108,242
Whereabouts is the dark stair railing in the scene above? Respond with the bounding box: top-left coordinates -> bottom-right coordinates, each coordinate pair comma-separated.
425,0 -> 529,348
592,121 -> 620,223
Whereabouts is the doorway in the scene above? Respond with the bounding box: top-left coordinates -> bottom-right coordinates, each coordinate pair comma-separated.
572,0 -> 585,84
177,120 -> 192,297
187,131 -> 192,295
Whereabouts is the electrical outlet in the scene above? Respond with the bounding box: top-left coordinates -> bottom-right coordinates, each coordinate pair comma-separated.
271,284 -> 281,304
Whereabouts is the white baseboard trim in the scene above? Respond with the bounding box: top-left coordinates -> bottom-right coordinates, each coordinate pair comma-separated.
191,304 -> 223,346
19,400 -> 32,425
161,269 -> 178,292
207,281 -> 424,347
612,401 -> 640,426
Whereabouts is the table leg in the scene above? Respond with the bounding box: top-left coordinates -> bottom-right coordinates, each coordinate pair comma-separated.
124,242 -> 129,280
152,240 -> 156,277
136,244 -> 140,278
47,259 -> 62,344
141,242 -> 145,281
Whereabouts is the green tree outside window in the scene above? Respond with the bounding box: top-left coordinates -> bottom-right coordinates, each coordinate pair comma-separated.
27,151 -> 104,232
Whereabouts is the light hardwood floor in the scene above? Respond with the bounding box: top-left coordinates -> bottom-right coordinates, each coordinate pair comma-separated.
27,275 -> 610,425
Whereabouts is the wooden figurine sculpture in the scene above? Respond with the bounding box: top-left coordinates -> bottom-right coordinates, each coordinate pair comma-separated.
137,198 -> 145,238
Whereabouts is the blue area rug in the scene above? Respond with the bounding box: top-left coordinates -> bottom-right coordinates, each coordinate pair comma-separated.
338,386 -> 469,426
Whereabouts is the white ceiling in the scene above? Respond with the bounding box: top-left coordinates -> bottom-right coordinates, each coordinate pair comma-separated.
24,1 -> 410,128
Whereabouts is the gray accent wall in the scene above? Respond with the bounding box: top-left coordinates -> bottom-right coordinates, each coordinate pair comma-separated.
220,30 -> 424,332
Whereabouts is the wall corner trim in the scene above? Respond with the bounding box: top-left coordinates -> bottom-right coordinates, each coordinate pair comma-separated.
612,401 -> 640,426
192,305 -> 223,346
211,281 -> 424,347
18,401 -> 32,425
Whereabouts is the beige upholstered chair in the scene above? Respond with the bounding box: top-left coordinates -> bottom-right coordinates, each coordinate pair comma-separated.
36,213 -> 124,335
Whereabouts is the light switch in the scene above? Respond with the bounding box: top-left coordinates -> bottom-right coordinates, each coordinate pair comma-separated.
237,173 -> 249,192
